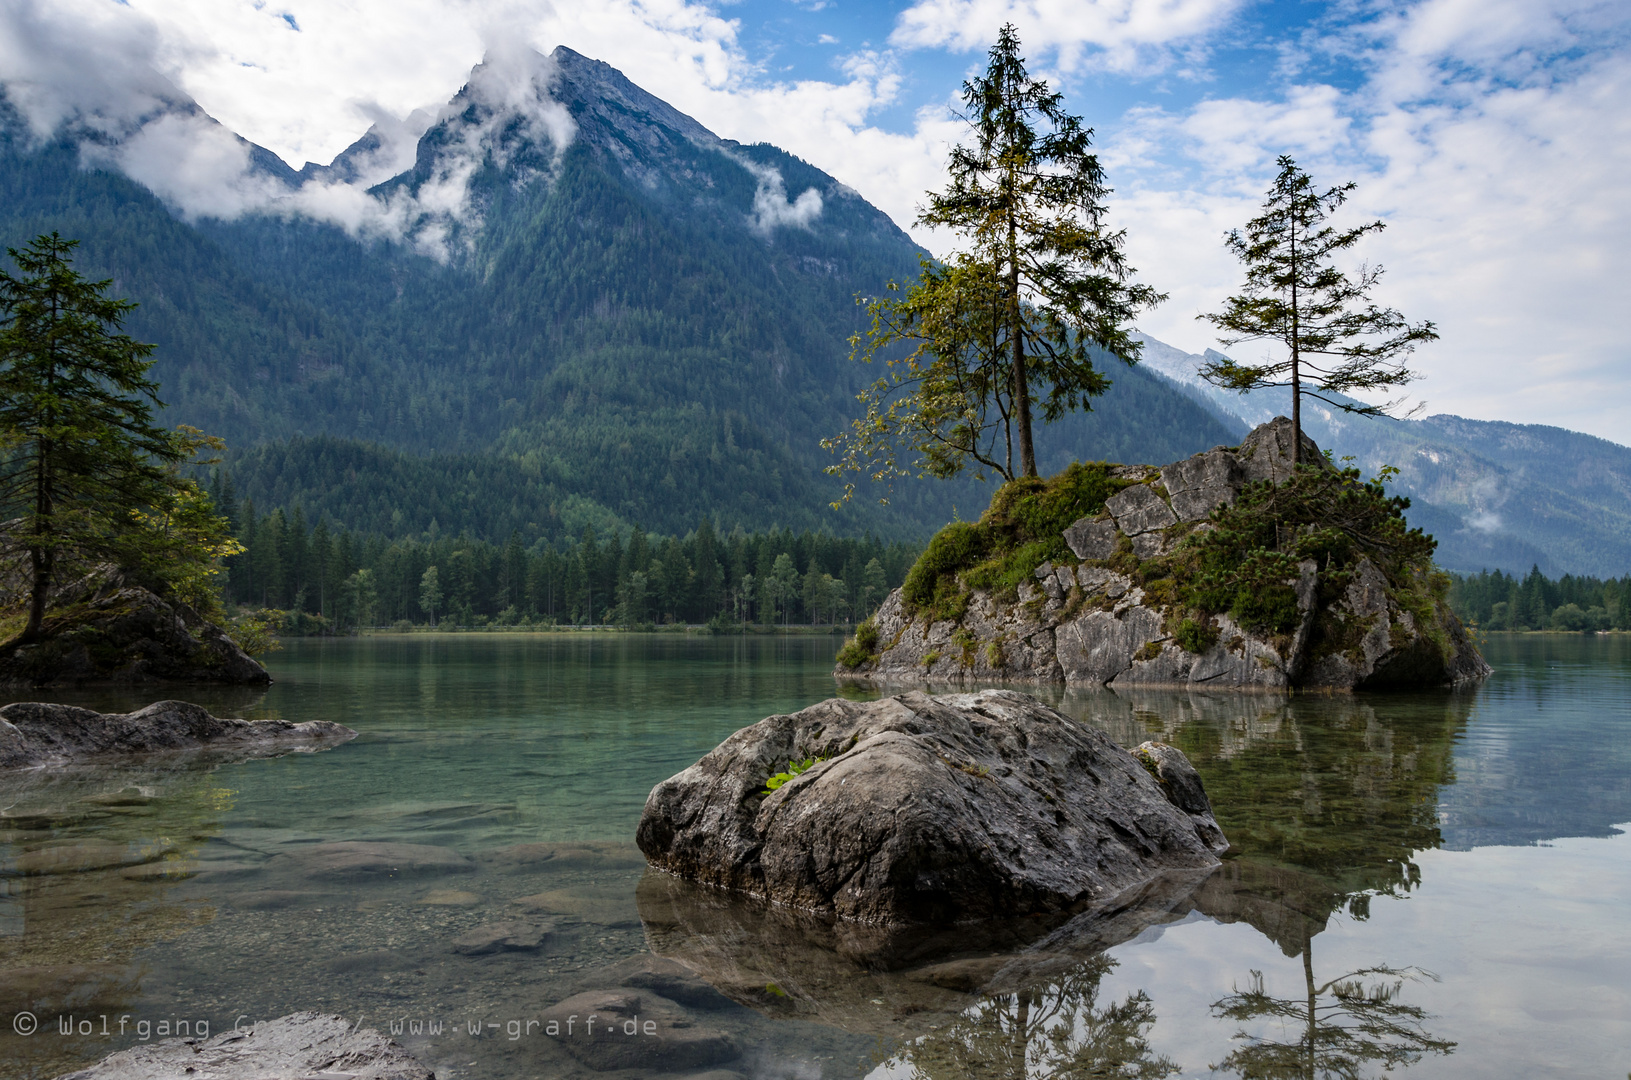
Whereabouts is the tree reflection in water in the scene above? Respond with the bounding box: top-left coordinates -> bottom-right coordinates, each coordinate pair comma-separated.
1210,934 -> 1454,1080
888,956 -> 1177,1080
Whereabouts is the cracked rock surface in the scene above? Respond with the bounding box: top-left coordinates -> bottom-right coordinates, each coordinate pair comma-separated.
52,1011 -> 433,1080
636,689 -> 1227,926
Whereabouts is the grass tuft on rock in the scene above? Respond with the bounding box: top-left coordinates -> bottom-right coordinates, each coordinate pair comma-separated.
901,462 -> 1129,620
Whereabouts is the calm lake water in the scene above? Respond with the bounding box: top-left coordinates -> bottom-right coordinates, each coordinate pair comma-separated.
2,633 -> 1628,1080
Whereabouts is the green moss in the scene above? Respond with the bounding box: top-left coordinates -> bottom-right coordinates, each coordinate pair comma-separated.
922,649 -> 941,668
985,637 -> 1006,668
897,462 -> 1125,620
951,627 -> 978,668
1134,641 -> 1164,663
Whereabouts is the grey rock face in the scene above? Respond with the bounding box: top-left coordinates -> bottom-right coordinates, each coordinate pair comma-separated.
1236,415 -> 1328,485
53,1010 -> 432,1080
0,700 -> 353,770
637,690 -> 1227,926
1161,447 -> 1244,522
1301,557 -> 1493,690
1064,517 -> 1120,560
1105,483 -> 1178,536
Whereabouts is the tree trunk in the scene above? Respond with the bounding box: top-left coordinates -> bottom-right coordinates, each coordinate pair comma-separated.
1008,220 -> 1037,477
1290,216 -> 1302,466
1303,935 -> 1317,1080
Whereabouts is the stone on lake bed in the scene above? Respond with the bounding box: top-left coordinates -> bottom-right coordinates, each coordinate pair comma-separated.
268,841 -> 475,882
418,887 -> 483,905
4,841 -> 161,877
451,918 -> 554,954
541,988 -> 740,1072
637,689 -> 1227,926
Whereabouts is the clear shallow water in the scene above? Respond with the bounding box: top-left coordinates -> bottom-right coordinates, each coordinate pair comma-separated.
1,632 -> 1627,1079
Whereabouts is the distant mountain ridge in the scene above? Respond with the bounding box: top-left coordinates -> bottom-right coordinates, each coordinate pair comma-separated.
1135,336 -> 1631,576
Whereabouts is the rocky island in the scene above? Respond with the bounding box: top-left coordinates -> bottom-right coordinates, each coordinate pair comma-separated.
837,419 -> 1490,692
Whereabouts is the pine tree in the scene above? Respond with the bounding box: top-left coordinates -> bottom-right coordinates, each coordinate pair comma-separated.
828,24 -> 1162,493
0,233 -> 191,642
1199,157 -> 1438,463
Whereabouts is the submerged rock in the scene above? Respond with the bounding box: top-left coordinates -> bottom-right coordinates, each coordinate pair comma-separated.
52,1011 -> 432,1080
843,417 -> 1490,692
0,700 -> 353,770
636,689 -> 1226,926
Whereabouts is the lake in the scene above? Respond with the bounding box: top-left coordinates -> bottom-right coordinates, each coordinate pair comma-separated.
2,633 -> 1628,1079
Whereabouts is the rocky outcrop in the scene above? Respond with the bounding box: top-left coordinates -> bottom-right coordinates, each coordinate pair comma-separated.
0,571 -> 269,688
53,1011 -> 432,1080
636,689 -> 1227,926
844,418 -> 1490,692
0,700 -> 353,770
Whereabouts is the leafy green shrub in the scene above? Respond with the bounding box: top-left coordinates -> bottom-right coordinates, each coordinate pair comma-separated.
1175,617 -> 1218,654
836,637 -> 873,669
1180,464 -> 1434,635
855,618 -> 880,651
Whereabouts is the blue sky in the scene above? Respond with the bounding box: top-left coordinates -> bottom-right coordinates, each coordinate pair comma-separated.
2,0 -> 1628,441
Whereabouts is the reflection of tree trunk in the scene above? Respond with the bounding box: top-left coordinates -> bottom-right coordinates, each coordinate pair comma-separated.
1303,932 -> 1316,1080
1012,990 -> 1031,1080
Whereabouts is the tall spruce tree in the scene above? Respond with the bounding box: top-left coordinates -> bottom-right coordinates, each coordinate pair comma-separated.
0,234 -> 191,643
828,24 -> 1162,495
1199,157 -> 1438,463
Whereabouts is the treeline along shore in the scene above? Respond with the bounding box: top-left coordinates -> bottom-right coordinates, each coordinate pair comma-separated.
211,477 -> 919,632
215,467 -> 1624,637
1447,567 -> 1630,633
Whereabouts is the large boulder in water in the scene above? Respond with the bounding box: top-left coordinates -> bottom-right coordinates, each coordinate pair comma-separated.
0,700 -> 354,770
636,689 -> 1226,926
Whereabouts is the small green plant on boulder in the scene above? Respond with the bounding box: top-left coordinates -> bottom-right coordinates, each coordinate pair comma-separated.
761,753 -> 831,795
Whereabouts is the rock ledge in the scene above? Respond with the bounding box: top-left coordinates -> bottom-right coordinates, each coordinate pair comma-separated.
0,700 -> 354,770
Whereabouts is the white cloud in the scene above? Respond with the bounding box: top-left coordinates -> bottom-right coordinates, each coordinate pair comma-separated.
890,0 -> 1243,74
1110,0 -> 1631,441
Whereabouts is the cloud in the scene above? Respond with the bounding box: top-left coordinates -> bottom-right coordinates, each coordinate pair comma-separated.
742,160 -> 824,234
890,0 -> 1244,74
0,1 -> 579,258
1109,0 -> 1631,441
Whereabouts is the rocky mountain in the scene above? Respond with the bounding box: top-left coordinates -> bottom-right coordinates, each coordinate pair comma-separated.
1136,336 -> 1631,576
0,46 -> 1237,541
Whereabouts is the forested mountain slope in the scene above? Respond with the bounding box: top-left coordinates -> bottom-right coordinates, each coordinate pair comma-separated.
0,46 -> 1239,542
